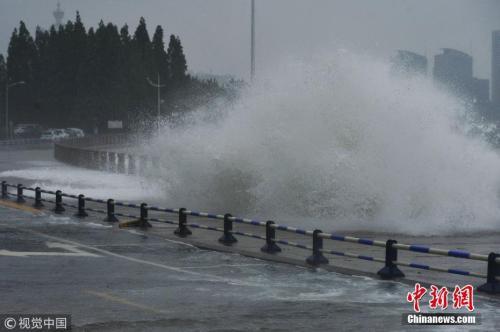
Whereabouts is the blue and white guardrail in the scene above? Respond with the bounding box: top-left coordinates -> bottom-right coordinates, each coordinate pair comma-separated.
2,180 -> 499,294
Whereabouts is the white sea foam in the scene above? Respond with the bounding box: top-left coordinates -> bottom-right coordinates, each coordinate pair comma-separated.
139,51 -> 500,235
0,164 -> 163,202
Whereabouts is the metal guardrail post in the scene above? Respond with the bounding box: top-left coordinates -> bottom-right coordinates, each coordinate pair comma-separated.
75,194 -> 88,217
54,190 -> 65,213
118,202 -> 152,228
34,187 -> 44,208
478,252 -> 500,294
306,229 -> 329,266
377,239 -> 405,279
261,220 -> 281,253
139,203 -> 152,228
1,181 -> 7,199
105,199 -> 119,222
17,184 -> 25,203
219,213 -> 237,245
174,208 -> 192,237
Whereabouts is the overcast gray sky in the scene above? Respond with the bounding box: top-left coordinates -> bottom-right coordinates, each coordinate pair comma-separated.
0,0 -> 499,80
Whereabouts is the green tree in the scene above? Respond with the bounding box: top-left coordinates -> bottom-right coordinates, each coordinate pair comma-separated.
6,21 -> 37,123
32,26 -> 50,124
167,35 -> 187,84
0,54 -> 6,89
117,24 -> 133,124
54,14 -> 88,126
152,25 -> 170,82
74,26 -> 101,131
133,17 -> 151,61
0,54 -> 6,134
43,24 -> 66,126
120,24 -> 131,46
129,17 -> 154,119
4,14 -> 227,132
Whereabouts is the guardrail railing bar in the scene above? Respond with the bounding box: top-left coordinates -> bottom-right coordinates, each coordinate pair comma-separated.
318,232 -> 387,248
394,260 -> 486,279
187,222 -> 224,233
148,217 -> 177,225
275,239 -> 311,250
230,230 -> 266,241
392,243 -> 489,261
320,248 -> 385,263
85,206 -> 107,214
40,189 -> 57,195
114,211 -> 141,219
61,202 -> 79,210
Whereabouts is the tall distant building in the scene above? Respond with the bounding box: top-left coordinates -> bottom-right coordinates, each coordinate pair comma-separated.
433,48 -> 473,98
391,50 -> 427,76
472,78 -> 489,104
492,31 -> 500,105
53,2 -> 64,28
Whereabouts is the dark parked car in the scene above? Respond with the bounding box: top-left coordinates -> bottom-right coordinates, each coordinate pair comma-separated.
13,124 -> 43,139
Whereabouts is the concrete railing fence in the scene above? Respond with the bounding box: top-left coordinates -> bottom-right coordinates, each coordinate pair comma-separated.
0,137 -> 54,149
54,134 -> 158,175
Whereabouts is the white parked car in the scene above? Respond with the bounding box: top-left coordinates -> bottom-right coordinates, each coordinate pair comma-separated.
65,128 -> 85,138
40,129 -> 69,141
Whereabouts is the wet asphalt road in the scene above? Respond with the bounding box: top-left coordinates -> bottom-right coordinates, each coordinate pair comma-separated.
0,205 -> 402,331
1,205 -> 500,331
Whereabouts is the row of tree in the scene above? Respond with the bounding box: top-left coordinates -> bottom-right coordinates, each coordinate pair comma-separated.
0,13 -> 228,133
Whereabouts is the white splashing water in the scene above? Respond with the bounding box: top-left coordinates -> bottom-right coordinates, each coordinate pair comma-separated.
141,51 -> 500,235
0,164 -> 164,202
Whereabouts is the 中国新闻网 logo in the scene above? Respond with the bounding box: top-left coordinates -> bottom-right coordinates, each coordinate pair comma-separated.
407,283 -> 474,312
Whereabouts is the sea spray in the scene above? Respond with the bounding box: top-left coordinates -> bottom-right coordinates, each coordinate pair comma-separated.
139,51 -> 500,235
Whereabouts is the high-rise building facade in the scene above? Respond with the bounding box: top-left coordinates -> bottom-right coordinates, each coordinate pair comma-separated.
391,50 -> 428,76
433,48 -> 473,98
492,31 -> 500,105
472,78 -> 489,104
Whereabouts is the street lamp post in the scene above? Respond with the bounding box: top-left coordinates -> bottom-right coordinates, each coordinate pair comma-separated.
251,0 -> 255,81
146,73 -> 165,134
5,81 -> 25,139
